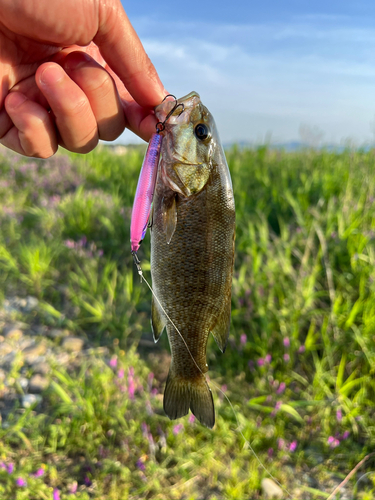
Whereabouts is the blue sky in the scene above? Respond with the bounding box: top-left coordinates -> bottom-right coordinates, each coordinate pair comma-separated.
119,1 -> 375,145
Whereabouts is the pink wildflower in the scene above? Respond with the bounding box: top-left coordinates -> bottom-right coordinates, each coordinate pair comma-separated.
289,440 -> 297,452
31,468 -> 44,477
188,414 -> 196,424
276,382 -> 286,394
53,489 -> 60,500
283,337 -> 290,348
173,423 -> 184,435
109,356 -> 117,368
328,436 -> 340,448
240,334 -> 247,345
16,477 -> 27,487
283,353 -> 290,362
265,354 -> 272,363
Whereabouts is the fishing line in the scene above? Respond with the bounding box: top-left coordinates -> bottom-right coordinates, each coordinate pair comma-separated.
133,261 -> 292,499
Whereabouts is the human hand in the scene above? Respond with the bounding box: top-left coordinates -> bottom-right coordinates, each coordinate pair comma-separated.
0,0 -> 166,158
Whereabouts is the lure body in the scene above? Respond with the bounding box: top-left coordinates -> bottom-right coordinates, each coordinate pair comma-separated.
130,133 -> 163,254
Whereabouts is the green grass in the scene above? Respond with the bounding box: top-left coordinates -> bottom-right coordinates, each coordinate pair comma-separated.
1,143 -> 375,498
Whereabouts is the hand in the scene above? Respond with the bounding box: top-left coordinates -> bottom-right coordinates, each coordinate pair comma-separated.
0,0 -> 166,158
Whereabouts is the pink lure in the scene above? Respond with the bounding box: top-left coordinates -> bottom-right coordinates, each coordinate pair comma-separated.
130,132 -> 163,254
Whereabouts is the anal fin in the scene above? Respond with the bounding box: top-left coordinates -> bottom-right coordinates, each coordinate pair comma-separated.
151,297 -> 166,342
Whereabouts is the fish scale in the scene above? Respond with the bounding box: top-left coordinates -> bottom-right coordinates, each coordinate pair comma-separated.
150,92 -> 235,428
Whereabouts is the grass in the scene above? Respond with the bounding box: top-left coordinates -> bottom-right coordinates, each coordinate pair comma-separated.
0,143 -> 375,498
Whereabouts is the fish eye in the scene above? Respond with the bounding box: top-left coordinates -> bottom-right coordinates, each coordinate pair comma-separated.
194,123 -> 209,141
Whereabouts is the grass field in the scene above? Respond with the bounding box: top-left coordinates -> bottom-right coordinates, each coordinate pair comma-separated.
0,143 -> 375,499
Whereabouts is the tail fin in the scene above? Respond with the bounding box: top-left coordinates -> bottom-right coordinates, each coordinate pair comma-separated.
163,371 -> 215,429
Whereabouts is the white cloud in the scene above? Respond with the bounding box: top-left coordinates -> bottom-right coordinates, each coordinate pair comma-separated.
117,16 -> 375,145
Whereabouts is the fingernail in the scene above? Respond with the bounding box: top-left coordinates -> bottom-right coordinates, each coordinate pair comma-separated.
6,92 -> 27,110
40,65 -> 65,86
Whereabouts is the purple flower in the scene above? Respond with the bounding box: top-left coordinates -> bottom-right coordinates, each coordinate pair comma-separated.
257,358 -> 265,366
173,423 -> 184,435
128,378 -> 135,399
276,382 -> 286,394
7,463 -> 14,474
289,440 -> 297,452
221,384 -> 227,392
53,489 -> 60,500
283,353 -> 290,362
64,239 -> 75,249
31,468 -> 44,477
342,431 -> 350,440
283,337 -> 290,348
136,459 -> 146,471
79,236 -> 87,247
84,475 -> 92,486
328,436 -> 340,448
240,334 -> 247,346
336,409 -> 342,422
16,477 -> 27,487
109,356 -> 117,368
298,345 -> 305,354
265,354 -> 272,363
188,414 -> 196,424
117,368 -> 125,379
0,462 -> 5,470
267,448 -> 274,458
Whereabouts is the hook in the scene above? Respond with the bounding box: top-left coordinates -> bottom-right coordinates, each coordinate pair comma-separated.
156,95 -> 185,133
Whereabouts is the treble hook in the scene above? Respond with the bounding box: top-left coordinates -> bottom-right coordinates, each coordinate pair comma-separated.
156,94 -> 185,133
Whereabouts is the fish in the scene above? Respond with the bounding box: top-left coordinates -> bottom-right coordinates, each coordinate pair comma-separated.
150,91 -> 235,428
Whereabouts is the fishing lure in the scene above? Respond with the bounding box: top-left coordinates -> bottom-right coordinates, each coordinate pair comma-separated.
130,95 -> 184,257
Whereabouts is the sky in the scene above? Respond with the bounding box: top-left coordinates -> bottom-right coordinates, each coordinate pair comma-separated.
118,0 -> 375,146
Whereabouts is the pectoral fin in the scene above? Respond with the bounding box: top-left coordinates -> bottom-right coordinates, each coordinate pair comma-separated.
162,194 -> 177,244
210,294 -> 232,353
151,297 -> 166,342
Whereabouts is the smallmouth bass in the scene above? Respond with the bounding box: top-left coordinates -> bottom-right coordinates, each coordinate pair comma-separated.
150,92 -> 235,428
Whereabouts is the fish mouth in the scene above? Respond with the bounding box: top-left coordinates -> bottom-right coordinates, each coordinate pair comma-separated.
155,92 -> 201,125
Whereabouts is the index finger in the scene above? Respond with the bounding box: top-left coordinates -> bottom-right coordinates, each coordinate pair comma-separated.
95,2 -> 166,109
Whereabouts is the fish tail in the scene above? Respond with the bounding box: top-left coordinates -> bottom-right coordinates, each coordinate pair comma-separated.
189,374 -> 215,428
163,370 -> 215,429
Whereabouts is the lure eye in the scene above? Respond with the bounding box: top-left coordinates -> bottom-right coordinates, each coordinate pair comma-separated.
194,123 -> 209,141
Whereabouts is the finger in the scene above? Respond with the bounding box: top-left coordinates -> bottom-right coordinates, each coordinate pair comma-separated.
0,92 -> 57,158
95,3 -> 166,108
36,62 -> 98,153
62,51 -> 125,141
0,108 -> 13,140
10,75 -> 50,109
